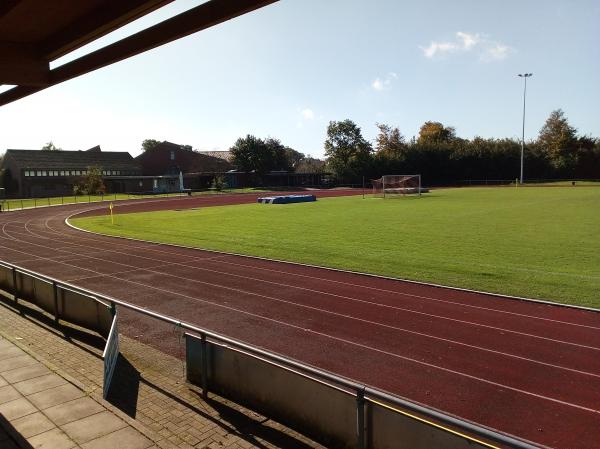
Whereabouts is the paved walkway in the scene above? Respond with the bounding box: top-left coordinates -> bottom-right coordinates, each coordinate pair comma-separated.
0,334 -> 155,449
0,295 -> 322,449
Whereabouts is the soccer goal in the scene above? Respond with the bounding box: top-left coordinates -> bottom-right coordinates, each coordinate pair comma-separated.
372,174 -> 422,198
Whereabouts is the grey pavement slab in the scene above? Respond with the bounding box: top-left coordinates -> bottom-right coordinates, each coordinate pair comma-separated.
28,427 -> 76,449
1,362 -> 50,383
0,345 -> 25,360
81,426 -> 153,449
61,410 -> 128,444
0,397 -> 37,420
43,396 -> 104,426
0,354 -> 38,373
0,385 -> 22,404
13,372 -> 67,396
11,411 -> 56,438
27,383 -> 85,410
0,336 -> 157,449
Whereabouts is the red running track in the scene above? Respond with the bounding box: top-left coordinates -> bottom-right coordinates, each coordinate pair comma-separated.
0,189 -> 599,449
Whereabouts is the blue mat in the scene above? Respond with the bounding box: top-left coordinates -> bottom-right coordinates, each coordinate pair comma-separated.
257,194 -> 317,204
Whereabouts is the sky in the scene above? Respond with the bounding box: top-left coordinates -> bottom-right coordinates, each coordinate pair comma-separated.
1,0 -> 599,158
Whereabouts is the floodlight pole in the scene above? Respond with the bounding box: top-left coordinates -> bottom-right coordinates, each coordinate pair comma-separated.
518,73 -> 532,184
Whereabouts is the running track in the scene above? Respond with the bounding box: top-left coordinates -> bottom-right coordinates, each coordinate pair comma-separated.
0,189 -> 599,449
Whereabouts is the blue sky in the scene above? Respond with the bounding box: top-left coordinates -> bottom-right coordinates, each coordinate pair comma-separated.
1,0 -> 599,157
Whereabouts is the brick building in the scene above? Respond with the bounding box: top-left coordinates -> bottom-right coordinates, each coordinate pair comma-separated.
0,146 -> 141,197
135,141 -> 234,190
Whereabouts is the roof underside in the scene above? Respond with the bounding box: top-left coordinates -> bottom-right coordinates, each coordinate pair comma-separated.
0,0 -> 277,107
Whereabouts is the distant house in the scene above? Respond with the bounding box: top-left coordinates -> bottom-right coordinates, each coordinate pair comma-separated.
0,146 -> 141,197
135,141 -> 233,190
196,150 -> 233,163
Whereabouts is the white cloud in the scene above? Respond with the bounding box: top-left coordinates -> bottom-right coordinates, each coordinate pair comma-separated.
420,31 -> 512,62
301,108 -> 315,120
456,31 -> 480,50
481,43 -> 511,61
371,72 -> 398,91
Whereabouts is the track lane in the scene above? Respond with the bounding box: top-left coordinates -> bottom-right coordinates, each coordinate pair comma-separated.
1,191 -> 599,449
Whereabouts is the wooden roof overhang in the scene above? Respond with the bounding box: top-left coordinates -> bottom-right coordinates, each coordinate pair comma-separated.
0,0 -> 277,106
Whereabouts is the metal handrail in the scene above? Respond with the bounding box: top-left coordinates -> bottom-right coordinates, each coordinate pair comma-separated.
0,259 -> 539,449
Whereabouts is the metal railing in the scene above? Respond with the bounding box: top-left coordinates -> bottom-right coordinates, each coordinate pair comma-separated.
0,191 -> 189,212
0,259 -> 539,449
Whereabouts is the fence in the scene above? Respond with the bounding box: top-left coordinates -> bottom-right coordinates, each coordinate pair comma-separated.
0,191 -> 188,212
0,259 -> 539,449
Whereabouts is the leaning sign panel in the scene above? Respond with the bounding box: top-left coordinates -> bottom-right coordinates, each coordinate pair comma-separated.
102,311 -> 119,399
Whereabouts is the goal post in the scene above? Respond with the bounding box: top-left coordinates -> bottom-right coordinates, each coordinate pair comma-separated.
372,174 -> 422,198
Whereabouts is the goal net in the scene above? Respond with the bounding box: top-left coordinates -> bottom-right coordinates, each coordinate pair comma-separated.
372,175 -> 422,198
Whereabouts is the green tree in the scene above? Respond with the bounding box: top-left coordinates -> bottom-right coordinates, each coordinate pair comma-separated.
375,123 -> 407,158
230,135 -> 273,176
417,121 -> 456,145
141,139 -> 161,152
230,136 -> 300,175
74,166 -> 105,195
537,109 -> 579,171
324,120 -> 372,182
264,138 -> 288,171
41,141 -> 62,151
283,147 -> 305,171
295,157 -> 326,173
210,174 -> 227,191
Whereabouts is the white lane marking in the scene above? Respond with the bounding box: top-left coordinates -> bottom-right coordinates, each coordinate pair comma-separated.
3,225 -> 600,363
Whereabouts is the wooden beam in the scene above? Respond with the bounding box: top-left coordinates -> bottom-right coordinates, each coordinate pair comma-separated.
0,43 -> 49,86
0,0 -> 21,20
41,0 -> 174,61
0,0 -> 278,106
50,0 -> 278,83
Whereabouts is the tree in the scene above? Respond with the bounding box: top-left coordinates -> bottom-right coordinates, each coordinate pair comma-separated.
264,138 -> 288,171
74,166 -> 105,195
283,147 -> 305,171
141,139 -> 161,152
324,120 -> 372,182
375,123 -> 407,158
230,135 -> 301,175
537,109 -> 579,171
295,157 -> 326,173
417,121 -> 456,145
230,135 -> 274,176
41,141 -> 62,151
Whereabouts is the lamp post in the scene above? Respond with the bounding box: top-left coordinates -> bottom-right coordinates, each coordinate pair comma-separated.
517,73 -> 532,184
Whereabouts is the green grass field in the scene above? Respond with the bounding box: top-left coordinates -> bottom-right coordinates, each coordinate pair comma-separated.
71,187 -> 600,308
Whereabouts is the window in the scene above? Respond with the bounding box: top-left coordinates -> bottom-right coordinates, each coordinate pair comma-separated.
42,171 -> 47,176
116,171 -> 121,175
24,171 -> 30,177
60,171 -> 65,176
170,150 -> 175,160
36,171 -> 42,176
